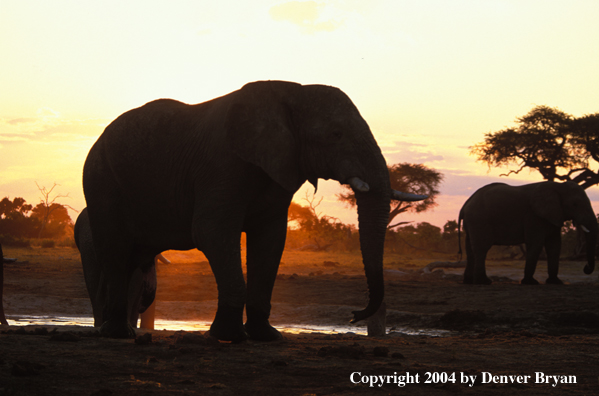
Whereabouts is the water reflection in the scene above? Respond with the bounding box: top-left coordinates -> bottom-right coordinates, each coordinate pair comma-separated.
4,315 -> 451,337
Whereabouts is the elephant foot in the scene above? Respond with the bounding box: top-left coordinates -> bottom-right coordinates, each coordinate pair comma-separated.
209,305 -> 247,343
545,276 -> 564,285
244,306 -> 282,341
245,320 -> 282,341
473,276 -> 492,285
462,276 -> 474,284
521,277 -> 540,285
100,319 -> 137,339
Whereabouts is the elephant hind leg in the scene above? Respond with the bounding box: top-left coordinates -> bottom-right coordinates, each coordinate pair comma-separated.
99,258 -> 138,338
521,276 -> 540,285
88,216 -> 137,337
465,234 -> 492,285
84,168 -> 138,337
194,218 -> 247,343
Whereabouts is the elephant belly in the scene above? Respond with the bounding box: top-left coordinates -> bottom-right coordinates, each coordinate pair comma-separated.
131,225 -> 195,252
491,226 -> 525,246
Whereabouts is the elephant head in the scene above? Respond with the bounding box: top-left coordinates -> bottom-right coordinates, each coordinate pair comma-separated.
532,181 -> 597,275
225,81 -> 426,322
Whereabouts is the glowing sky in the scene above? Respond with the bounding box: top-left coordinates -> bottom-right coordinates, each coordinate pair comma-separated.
1,0 -> 599,228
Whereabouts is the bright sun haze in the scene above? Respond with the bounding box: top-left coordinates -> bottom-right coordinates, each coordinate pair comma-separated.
1,0 -> 599,227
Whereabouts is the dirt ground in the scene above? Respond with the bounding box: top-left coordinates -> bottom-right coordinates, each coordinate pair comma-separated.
1,246 -> 598,395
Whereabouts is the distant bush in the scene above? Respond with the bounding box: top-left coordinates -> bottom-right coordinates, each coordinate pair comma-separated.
40,239 -> 56,248
385,222 -> 445,255
286,228 -> 359,252
57,236 -> 77,248
0,234 -> 32,248
286,197 -> 358,252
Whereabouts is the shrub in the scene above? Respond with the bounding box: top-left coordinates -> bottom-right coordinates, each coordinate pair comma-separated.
0,234 -> 32,248
41,239 -> 56,248
57,236 -> 77,248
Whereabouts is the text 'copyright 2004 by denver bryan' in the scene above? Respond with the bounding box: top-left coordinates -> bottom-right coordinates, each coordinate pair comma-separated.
350,371 -> 577,388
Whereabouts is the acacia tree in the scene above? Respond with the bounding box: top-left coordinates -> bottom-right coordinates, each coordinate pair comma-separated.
471,105 -> 599,189
570,113 -> 599,188
337,163 -> 443,228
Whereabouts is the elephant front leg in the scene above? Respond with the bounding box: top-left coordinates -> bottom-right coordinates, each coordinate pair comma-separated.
522,242 -> 543,285
198,227 -> 247,343
244,212 -> 288,341
463,234 -> 476,284
544,229 -> 563,285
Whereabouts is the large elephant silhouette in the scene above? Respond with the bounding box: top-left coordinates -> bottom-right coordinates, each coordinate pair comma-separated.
459,181 -> 597,285
74,208 -> 163,329
81,80 -> 426,341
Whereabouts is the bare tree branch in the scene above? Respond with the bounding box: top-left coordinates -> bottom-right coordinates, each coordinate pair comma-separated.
35,182 -> 78,239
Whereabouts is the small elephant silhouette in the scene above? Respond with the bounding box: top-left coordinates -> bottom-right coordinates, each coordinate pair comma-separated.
459,181 -> 597,285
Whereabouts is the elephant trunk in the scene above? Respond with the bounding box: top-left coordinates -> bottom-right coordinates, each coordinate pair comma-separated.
350,189 -> 390,323
583,222 -> 597,275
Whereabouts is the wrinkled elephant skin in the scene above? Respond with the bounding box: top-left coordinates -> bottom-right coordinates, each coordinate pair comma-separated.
81,80 -> 425,341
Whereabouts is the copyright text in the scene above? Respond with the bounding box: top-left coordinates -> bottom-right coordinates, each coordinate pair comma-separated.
349,371 -> 577,388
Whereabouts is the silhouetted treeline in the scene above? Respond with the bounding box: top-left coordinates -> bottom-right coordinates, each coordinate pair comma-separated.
285,213 -> 596,260
384,221 -> 459,255
285,208 -> 462,255
0,197 -> 74,247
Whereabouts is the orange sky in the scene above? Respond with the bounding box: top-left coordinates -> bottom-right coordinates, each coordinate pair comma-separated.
1,1 -> 599,229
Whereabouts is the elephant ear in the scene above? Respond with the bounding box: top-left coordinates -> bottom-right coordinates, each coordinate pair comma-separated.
225,82 -> 303,193
530,183 -> 564,227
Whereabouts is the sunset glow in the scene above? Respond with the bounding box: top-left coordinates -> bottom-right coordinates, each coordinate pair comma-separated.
2,0 -> 599,227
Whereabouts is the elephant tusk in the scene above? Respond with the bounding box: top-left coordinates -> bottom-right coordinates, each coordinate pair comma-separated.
348,177 -> 370,193
391,190 -> 428,202
155,253 -> 171,265
581,225 -> 591,233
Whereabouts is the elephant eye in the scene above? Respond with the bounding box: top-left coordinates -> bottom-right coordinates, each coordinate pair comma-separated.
331,130 -> 343,141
